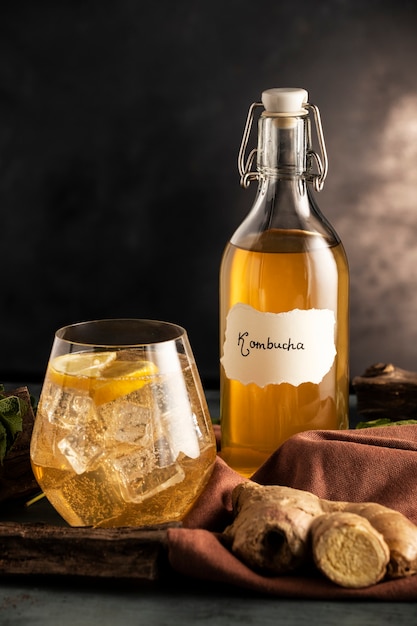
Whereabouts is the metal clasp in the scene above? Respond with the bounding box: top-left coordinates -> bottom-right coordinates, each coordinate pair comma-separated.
237,101 -> 263,188
237,99 -> 328,192
305,103 -> 328,192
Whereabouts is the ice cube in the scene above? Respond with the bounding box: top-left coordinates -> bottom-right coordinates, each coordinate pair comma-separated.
57,427 -> 103,474
57,466 -> 126,526
30,418 -> 73,471
56,401 -> 107,475
100,398 -> 153,445
152,376 -> 200,460
111,444 -> 185,504
150,344 -> 200,459
41,383 -> 94,429
154,435 -> 175,467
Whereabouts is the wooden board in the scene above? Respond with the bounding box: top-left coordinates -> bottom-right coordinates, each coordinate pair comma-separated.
0,521 -> 179,581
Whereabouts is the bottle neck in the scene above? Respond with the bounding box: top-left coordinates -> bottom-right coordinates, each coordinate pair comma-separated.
256,114 -> 311,227
230,100 -> 339,250
257,113 -> 308,180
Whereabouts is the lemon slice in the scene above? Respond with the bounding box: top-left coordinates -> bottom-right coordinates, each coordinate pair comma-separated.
52,351 -> 117,376
48,351 -> 158,405
93,359 -> 158,405
49,352 -> 118,391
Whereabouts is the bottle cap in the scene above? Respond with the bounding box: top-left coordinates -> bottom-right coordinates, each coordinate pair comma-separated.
261,88 -> 308,114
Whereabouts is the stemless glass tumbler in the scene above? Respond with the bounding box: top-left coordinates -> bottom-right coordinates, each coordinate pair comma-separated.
30,319 -> 217,527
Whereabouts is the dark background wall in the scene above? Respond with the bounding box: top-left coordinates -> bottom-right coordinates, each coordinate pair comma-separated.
1,0 -> 417,387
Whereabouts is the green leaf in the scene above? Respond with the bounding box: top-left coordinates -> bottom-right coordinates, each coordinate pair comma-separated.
356,417 -> 417,429
0,394 -> 26,464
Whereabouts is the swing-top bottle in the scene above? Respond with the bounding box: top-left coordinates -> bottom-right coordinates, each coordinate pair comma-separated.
219,88 -> 349,477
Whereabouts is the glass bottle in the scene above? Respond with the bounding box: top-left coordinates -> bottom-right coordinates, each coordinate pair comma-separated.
219,88 -> 349,478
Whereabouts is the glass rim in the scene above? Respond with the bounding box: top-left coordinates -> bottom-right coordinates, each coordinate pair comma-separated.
54,318 -> 187,348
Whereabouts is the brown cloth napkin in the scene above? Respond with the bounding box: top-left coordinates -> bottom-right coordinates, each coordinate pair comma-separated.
167,425 -> 417,600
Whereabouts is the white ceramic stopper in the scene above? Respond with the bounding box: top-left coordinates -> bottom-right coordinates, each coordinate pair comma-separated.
261,88 -> 308,114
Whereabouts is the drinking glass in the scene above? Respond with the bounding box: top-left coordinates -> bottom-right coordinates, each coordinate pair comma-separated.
30,319 -> 217,527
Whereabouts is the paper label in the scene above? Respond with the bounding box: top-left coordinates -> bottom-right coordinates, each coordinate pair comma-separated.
221,304 -> 336,387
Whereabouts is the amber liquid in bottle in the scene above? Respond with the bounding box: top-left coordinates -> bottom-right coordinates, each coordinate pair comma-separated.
220,228 -> 349,478
220,88 -> 349,477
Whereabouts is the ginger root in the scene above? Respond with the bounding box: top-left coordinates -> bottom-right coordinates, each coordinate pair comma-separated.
223,483 -> 325,574
310,512 -> 389,588
223,482 -> 417,588
340,502 -> 417,579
